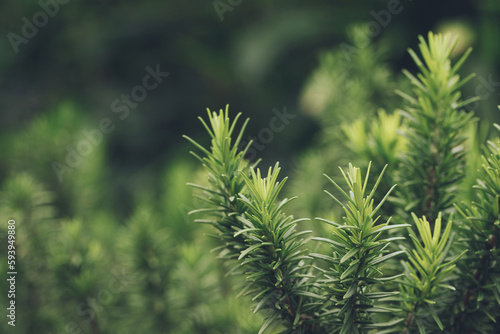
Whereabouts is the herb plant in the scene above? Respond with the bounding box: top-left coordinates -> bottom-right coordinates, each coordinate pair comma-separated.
186,32 -> 500,333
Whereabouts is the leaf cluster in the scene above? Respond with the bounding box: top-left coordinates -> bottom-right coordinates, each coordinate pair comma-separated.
312,164 -> 408,333
400,213 -> 465,333
395,32 -> 477,223
451,122 -> 500,332
185,32 -> 500,334
237,165 -> 313,333
183,107 -> 255,260
186,109 -> 320,333
186,112 -> 411,333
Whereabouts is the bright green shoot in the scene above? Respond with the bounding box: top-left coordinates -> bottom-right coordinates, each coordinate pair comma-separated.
314,163 -> 409,333
401,213 -> 467,332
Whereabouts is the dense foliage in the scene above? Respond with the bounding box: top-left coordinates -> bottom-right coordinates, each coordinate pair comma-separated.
1,15 -> 499,332
186,33 -> 500,333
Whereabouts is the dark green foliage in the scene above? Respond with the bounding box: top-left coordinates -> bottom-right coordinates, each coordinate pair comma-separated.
1,102 -> 107,218
185,109 -> 317,333
394,33 -> 477,223
313,164 -> 408,333
3,26 -> 500,334
0,106 -> 264,334
183,107 -> 255,261
185,33 -> 500,333
400,213 -> 466,333
185,110 -> 411,333
49,219 -> 110,334
120,204 -> 174,332
237,165 -> 313,333
452,122 -> 500,332
0,174 -> 58,333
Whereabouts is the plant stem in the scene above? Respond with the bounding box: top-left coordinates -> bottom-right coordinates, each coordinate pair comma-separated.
90,317 -> 100,334
423,165 -> 436,222
448,234 -> 497,333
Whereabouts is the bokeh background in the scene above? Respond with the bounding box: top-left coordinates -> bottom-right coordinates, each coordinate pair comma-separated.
0,0 -> 499,333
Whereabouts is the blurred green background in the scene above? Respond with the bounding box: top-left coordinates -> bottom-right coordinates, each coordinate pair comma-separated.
0,0 -> 499,333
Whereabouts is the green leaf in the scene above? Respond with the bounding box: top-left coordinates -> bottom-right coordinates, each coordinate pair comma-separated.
343,281 -> 358,299
428,306 -> 444,330
368,250 -> 406,266
340,247 -> 358,263
258,310 -> 280,334
238,242 -> 273,260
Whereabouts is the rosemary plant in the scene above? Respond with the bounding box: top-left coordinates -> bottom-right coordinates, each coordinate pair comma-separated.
394,32 -> 476,224
185,32 -> 500,334
452,122 -> 500,332
400,213 -> 466,333
237,165 -> 313,332
312,163 -> 409,333
183,107 -> 254,262
186,110 -> 409,333
185,108 -> 318,333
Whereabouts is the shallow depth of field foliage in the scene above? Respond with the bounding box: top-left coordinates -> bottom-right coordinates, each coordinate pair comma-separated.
185,33 -> 500,333
1,2 -> 500,334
